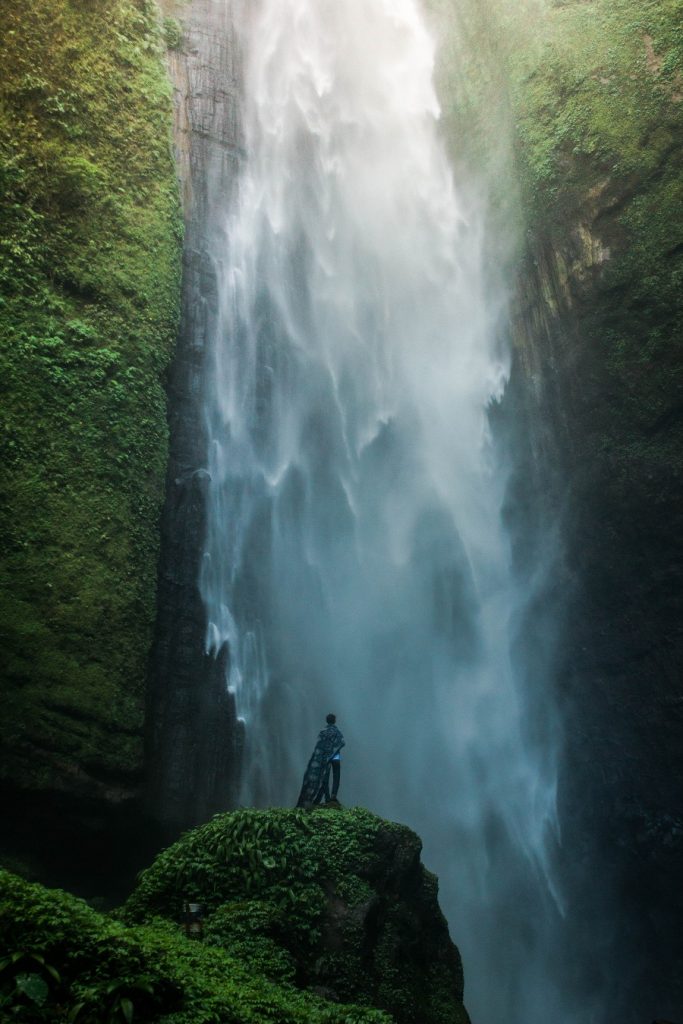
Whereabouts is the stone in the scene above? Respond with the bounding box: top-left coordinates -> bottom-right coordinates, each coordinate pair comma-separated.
146,0 -> 245,834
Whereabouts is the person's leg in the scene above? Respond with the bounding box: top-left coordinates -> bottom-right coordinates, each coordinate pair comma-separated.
315,763 -> 331,804
331,760 -> 340,800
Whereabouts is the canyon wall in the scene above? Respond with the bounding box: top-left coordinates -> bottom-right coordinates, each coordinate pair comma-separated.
145,0 -> 244,834
0,0 -> 181,892
0,0 -> 245,883
433,0 -> 683,1016
1,8 -> 680,1013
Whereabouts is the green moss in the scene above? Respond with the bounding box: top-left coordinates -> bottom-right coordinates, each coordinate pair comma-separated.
497,0 -> 683,487
162,16 -> 183,50
433,0 -> 682,226
0,0 -> 182,788
499,0 -> 682,219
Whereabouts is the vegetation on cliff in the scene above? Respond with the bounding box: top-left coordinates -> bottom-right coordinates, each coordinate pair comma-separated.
435,0 -> 683,717
482,0 -> 683,502
0,0 -> 182,796
435,0 -> 682,478
0,808 -> 467,1024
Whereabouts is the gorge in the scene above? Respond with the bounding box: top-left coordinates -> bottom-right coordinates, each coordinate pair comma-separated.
1,0 -> 681,1022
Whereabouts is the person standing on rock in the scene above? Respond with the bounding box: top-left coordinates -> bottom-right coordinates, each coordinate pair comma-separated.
296,713 -> 345,809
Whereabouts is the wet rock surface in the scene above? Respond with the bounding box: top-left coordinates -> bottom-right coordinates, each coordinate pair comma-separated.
146,0 -> 245,832
432,0 -> 683,1016
505,125 -> 683,1024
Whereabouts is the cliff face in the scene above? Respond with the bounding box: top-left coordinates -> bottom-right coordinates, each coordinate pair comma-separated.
0,0 -> 181,887
0,0 -> 245,881
434,0 -> 683,1017
507,8 -> 682,1017
145,0 -> 243,833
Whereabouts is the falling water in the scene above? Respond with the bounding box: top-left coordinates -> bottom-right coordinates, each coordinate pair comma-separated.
200,1 -> 565,1020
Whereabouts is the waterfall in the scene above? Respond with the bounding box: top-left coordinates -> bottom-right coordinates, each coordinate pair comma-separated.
200,1 -> 564,1020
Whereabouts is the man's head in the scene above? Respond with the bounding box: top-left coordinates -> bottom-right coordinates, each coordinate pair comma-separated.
326,713 -> 336,725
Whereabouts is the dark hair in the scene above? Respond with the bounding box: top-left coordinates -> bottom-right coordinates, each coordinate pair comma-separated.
326,713 -> 336,725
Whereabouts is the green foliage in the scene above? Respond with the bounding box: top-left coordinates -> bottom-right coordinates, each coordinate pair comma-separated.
125,808 -> 382,914
505,0 -> 682,212
490,0 -> 683,498
203,902 -> 298,984
0,951 -> 61,1020
433,0 -> 683,243
0,811 -> 465,1023
162,17 -> 183,51
120,808 -> 467,1024
70,976 -> 161,1023
123,807 -> 387,959
0,0 -> 182,788
0,868 -> 392,1023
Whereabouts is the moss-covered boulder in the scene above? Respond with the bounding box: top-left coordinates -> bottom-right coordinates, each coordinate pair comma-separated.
122,807 -> 468,1024
0,809 -> 467,1023
0,0 -> 181,814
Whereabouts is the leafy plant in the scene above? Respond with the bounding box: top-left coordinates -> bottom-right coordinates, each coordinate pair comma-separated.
69,975 -> 158,1023
0,866 -> 394,1023
0,950 -> 61,1020
162,17 -> 183,51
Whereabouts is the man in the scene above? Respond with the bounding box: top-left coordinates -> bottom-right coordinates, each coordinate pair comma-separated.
316,714 -> 343,805
296,713 -> 345,808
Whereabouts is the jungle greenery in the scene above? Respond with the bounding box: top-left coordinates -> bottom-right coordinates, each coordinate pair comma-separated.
0,808 -> 466,1024
0,870 -> 389,1023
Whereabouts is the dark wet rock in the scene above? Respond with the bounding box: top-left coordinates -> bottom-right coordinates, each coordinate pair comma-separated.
433,1 -> 683,1017
146,0 -> 244,832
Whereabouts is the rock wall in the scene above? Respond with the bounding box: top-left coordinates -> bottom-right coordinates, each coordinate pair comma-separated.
433,0 -> 683,1018
146,0 -> 244,832
0,0 -> 181,894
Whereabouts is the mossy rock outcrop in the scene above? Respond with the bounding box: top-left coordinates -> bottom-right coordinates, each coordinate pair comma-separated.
124,807 -> 468,1024
0,808 -> 468,1024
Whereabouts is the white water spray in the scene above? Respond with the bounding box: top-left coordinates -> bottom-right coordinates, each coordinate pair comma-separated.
201,1 -> 564,1019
